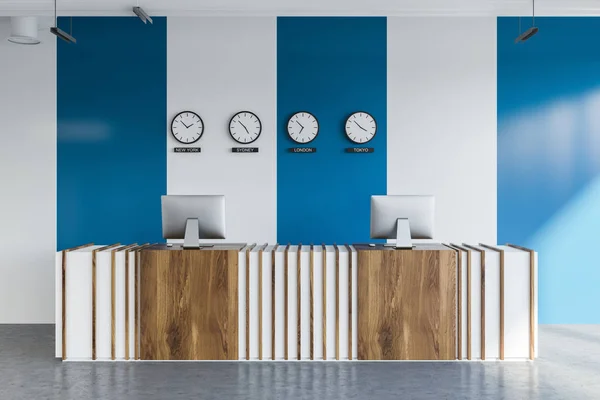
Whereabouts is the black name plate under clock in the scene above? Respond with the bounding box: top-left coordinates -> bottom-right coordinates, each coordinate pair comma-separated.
345,147 -> 374,153
232,147 -> 259,153
288,147 -> 317,153
174,147 -> 201,153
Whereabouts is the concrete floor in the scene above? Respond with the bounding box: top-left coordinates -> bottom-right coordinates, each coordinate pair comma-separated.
0,325 -> 599,399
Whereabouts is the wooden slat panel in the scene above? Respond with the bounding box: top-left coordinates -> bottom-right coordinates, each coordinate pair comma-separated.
297,243 -> 302,360
258,245 -> 263,361
322,243 -> 327,361
91,243 -> 120,361
456,248 -> 461,360
356,246 -> 457,360
257,243 -> 267,360
134,243 -> 152,360
135,251 -> 139,360
228,248 -> 240,361
463,244 -> 485,360
122,244 -> 145,361
111,250 -> 116,360
123,245 -> 137,361
139,248 -> 240,360
284,244 -> 290,360
345,244 -> 353,361
481,250 -> 486,361
63,243 -> 95,251
111,244 -> 136,360
467,249 -> 472,360
128,243 -> 150,252
62,243 -> 95,252
335,244 -> 340,361
61,243 -> 94,361
246,246 -> 250,361
272,244 -> 278,360
124,247 -> 130,361
310,244 -> 314,360
115,244 -> 137,251
245,243 -> 256,361
446,244 -> 462,360
507,243 -> 536,360
480,243 -> 505,360
449,243 -> 471,360
61,250 -> 67,361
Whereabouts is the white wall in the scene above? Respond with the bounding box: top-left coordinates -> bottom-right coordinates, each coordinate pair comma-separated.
0,18 -> 57,323
167,17 -> 277,243
387,17 -> 497,244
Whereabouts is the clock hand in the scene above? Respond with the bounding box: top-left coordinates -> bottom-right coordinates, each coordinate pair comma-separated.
182,122 -> 190,129
238,121 -> 250,134
354,121 -> 367,132
296,120 -> 305,129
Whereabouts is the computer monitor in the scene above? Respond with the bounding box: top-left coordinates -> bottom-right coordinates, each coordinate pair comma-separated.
161,195 -> 226,249
370,195 -> 435,249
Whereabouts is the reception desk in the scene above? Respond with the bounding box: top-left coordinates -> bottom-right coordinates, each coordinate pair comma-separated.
139,244 -> 243,360
56,242 -> 537,361
355,244 -> 456,360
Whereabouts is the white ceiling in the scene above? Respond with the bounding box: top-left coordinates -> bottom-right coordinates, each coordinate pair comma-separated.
1,0 -> 600,17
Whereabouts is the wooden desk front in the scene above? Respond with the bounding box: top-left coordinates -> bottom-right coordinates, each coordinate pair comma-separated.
56,242 -> 538,361
355,244 -> 457,360
139,244 -> 244,360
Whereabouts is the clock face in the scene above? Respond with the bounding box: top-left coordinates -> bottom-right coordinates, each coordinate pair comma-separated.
229,111 -> 262,144
171,111 -> 204,144
287,112 -> 319,144
345,112 -> 377,144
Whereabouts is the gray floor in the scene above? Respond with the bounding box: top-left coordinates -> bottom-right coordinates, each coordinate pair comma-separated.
1,326 -> 599,400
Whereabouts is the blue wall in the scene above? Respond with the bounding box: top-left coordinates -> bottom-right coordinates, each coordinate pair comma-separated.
498,17 -> 600,323
57,17 -> 167,249
277,17 -> 387,244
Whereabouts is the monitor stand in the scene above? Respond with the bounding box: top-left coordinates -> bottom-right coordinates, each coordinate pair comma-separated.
383,218 -> 413,249
183,218 -> 214,249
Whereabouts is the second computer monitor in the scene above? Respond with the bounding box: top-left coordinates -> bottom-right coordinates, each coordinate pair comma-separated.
370,195 -> 435,249
161,195 -> 226,249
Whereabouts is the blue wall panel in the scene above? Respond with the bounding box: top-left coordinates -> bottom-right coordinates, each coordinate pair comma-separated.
498,17 -> 600,323
57,17 -> 167,249
277,17 -> 387,244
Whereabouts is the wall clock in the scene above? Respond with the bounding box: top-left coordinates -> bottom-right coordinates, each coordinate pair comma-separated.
229,111 -> 262,144
287,112 -> 319,144
171,111 -> 204,144
345,112 -> 377,144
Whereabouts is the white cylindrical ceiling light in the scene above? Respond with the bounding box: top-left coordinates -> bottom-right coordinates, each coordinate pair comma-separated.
8,16 -> 41,45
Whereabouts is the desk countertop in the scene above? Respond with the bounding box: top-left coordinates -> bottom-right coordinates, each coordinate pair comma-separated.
143,243 -> 247,251
353,243 -> 452,251
142,243 -> 452,252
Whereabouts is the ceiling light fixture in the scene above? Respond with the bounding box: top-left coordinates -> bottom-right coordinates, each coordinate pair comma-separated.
133,4 -> 153,24
8,17 -> 41,45
50,0 -> 76,43
515,0 -> 539,43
